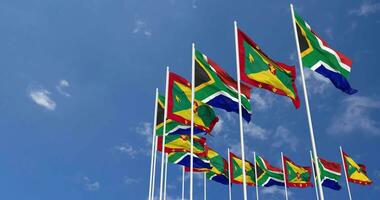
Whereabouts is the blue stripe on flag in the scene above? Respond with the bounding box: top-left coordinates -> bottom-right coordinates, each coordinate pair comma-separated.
315,65 -> 358,95
176,154 -> 211,170
263,179 -> 284,187
322,179 -> 342,190
207,95 -> 251,122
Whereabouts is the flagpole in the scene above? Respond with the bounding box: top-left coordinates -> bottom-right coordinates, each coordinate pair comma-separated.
253,152 -> 259,200
148,88 -> 159,200
310,150 -> 320,200
159,67 -> 170,200
281,152 -> 288,200
228,148 -> 232,200
190,42 -> 196,200
182,166 -> 185,200
234,20 -> 248,200
340,146 -> 353,200
151,136 -> 158,200
204,172 -> 207,200
290,4 -> 325,200
164,153 -> 168,200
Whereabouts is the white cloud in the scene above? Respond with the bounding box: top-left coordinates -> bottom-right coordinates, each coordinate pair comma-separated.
251,91 -> 275,111
136,122 -> 153,143
83,176 -> 100,191
56,79 -> 71,97
328,96 -> 380,135
301,69 -> 330,94
325,27 -> 333,39
29,88 -> 56,111
212,118 -> 223,135
191,0 -> 198,8
261,186 -> 292,198
133,19 -> 152,37
350,1 -> 380,16
272,126 -> 298,152
115,143 -> 138,158
244,123 -> 269,140
124,177 -> 141,184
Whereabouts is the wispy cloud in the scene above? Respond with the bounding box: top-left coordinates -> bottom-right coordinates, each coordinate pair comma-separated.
272,126 -> 299,152
244,123 -> 269,140
83,176 -> 100,191
56,79 -> 71,97
133,19 -> 152,37
301,69 -> 330,94
191,0 -> 198,9
328,96 -> 380,135
29,88 -> 56,111
114,143 -> 138,158
324,27 -> 333,39
124,176 -> 141,184
213,118 -> 224,135
349,1 -> 380,16
251,91 -> 275,111
136,122 -> 153,143
261,186 -> 292,198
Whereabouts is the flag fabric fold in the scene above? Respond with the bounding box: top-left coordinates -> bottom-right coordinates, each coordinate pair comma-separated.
317,157 -> 342,190
168,151 -> 212,170
194,50 -> 252,122
156,134 -> 207,157
283,155 -> 312,187
167,72 -> 219,133
342,151 -> 372,185
229,152 -> 256,186
294,11 -> 357,95
156,94 -> 203,135
237,28 -> 300,108
255,154 -> 284,187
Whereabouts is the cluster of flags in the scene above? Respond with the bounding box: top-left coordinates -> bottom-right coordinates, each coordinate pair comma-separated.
147,4 -> 371,200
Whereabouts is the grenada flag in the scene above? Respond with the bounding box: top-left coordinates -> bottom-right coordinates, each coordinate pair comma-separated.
237,28 -> 300,108
342,151 -> 372,185
283,155 -> 312,187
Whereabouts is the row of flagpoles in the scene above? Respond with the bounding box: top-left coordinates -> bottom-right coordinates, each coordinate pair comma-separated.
146,4 -> 370,200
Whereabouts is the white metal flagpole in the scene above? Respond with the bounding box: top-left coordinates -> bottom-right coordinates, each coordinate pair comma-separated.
289,4 -> 325,200
159,67 -> 170,200
164,153 -> 168,200
190,43 -> 195,200
182,166 -> 185,200
151,136 -> 158,200
281,152 -> 289,200
233,20 -> 248,200
204,172 -> 207,200
148,89 -> 159,200
228,148 -> 232,200
253,152 -> 259,200
340,146 -> 353,200
310,151 -> 320,200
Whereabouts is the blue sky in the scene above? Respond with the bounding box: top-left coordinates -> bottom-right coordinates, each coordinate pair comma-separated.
0,0 -> 379,199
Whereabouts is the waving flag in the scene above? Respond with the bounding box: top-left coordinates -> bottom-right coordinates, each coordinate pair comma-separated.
294,11 -> 357,94
194,50 -> 252,122
157,135 -> 207,156
167,72 -> 219,133
185,147 -> 229,185
317,157 -> 342,190
255,154 -> 284,187
168,151 -> 212,170
237,28 -> 300,108
283,155 -> 312,187
229,152 -> 256,186
156,94 -> 203,135
342,151 -> 372,185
